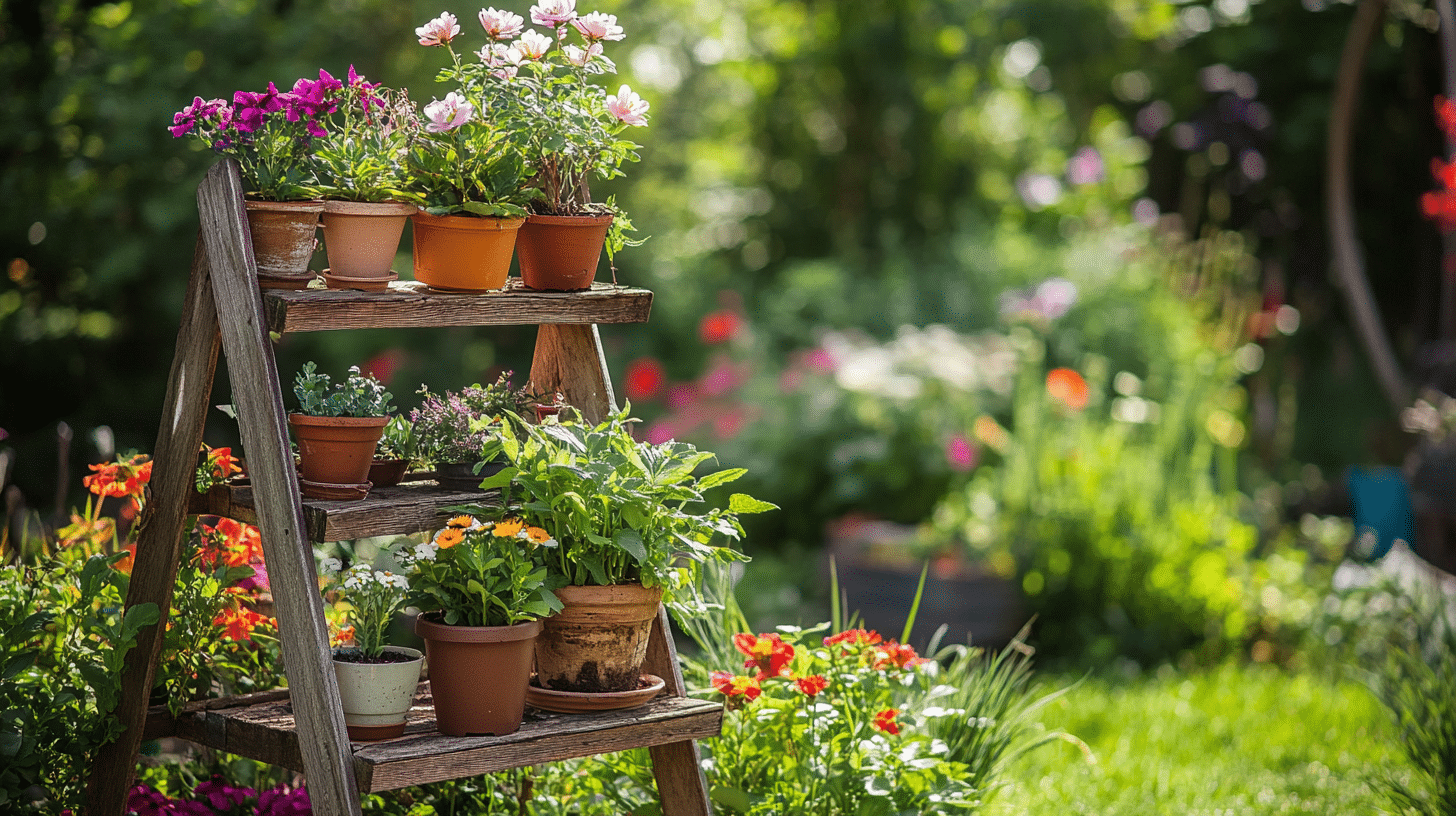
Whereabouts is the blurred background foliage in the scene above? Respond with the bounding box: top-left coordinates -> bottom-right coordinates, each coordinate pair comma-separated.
3,0 -> 1452,662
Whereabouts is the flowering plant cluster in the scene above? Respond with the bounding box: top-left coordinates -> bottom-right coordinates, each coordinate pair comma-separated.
126,778 -> 311,816
701,625 -> 976,815
169,70 -> 349,200
406,513 -> 563,627
292,361 -> 394,418
1423,95 -> 1456,232
195,443 -> 243,493
409,373 -> 536,465
312,67 -> 422,204
321,560 -> 411,659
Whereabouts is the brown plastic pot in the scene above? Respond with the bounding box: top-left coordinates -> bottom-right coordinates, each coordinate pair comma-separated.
368,458 -> 410,487
288,414 -> 389,488
321,200 -> 418,283
534,583 -> 662,693
415,615 -> 541,736
433,460 -> 507,492
410,212 -> 525,292
516,213 -> 614,291
245,199 -> 323,289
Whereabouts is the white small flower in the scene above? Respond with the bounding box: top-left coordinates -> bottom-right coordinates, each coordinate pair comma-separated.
321,557 -> 343,574
412,542 -> 439,562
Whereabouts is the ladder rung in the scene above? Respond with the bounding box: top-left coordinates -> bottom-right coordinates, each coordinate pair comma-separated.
146,685 -> 724,792
265,280 -> 653,334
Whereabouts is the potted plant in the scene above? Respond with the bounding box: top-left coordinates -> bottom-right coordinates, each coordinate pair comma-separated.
369,415 -> 418,488
460,4 -> 650,290
405,12 -> 533,292
169,71 -> 340,289
313,67 -> 425,291
477,409 -> 776,693
409,373 -> 536,490
407,514 -> 562,735
289,362 -> 395,500
322,559 -> 422,740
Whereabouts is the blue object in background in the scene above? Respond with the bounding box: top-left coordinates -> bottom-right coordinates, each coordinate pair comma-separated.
1347,466 -> 1415,562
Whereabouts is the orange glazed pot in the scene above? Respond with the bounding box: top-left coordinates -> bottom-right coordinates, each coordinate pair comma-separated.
321,200 -> 418,286
410,212 -> 525,292
245,199 -> 323,289
534,583 -> 662,693
287,414 -> 389,488
516,213 -> 614,291
415,615 -> 541,736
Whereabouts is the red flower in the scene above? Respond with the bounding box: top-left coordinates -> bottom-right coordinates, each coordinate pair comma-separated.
213,607 -> 271,641
710,671 -> 762,701
198,518 -> 263,568
823,628 -> 882,652
624,357 -> 666,401
204,445 -> 242,481
698,310 -> 742,344
873,708 -> 901,735
732,632 -> 794,678
873,641 -> 927,671
1045,368 -> 1089,411
83,454 -> 152,502
794,674 -> 829,697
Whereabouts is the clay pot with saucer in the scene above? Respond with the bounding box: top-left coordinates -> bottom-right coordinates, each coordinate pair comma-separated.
245,199 -> 323,289
288,414 -> 389,500
320,200 -> 418,291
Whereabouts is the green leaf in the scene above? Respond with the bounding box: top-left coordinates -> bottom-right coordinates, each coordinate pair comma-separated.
696,467 -> 747,491
612,530 -> 648,563
1,653 -> 36,681
710,786 -> 752,812
476,466 -> 520,491
121,603 -> 161,642
728,493 -> 779,515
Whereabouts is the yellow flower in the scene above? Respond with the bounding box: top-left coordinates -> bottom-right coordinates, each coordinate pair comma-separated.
492,517 -> 525,538
446,514 -> 475,529
524,526 -> 551,545
434,528 -> 465,549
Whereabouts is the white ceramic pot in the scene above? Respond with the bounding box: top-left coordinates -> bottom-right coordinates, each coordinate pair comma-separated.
332,645 -> 423,740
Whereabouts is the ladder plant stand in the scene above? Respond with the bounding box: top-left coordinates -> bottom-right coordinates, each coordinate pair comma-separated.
87,160 -> 721,816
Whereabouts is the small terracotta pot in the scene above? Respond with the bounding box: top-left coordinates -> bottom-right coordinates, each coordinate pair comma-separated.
534,583 -> 662,693
516,213 -> 614,291
368,458 -> 410,487
333,646 -> 423,740
433,460 -> 507,492
288,414 -> 389,489
245,199 -> 323,289
415,615 -> 541,736
321,200 -> 418,284
410,212 -> 525,292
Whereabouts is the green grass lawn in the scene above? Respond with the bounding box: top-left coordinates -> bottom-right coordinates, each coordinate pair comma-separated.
984,661 -> 1409,815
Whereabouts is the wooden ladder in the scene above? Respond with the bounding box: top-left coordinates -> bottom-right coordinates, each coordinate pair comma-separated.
87,160 -> 720,815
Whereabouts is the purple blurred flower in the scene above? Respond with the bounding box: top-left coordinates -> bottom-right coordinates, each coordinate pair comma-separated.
1066,146 -> 1104,185
257,785 -> 312,816
946,434 -> 977,472
194,776 -> 255,812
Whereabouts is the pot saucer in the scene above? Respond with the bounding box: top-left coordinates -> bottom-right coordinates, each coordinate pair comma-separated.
321,268 -> 398,292
257,273 -> 319,290
525,673 -> 666,714
299,478 -> 372,501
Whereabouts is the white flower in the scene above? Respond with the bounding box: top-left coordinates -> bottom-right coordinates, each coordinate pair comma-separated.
321,557 -> 343,574
412,542 -> 440,562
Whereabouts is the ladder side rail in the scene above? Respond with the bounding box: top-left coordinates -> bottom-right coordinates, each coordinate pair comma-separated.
644,606 -> 715,816
197,160 -> 362,815
87,235 -> 224,815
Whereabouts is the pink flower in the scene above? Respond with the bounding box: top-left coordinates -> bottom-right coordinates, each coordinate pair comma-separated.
946,434 -> 977,472
606,84 -> 649,127
478,7 -> 524,40
700,356 -> 745,397
416,12 -> 462,46
644,422 -> 676,445
666,383 -> 697,410
564,42 -> 604,67
529,0 -> 576,27
512,29 -> 553,61
571,11 -> 624,42
423,92 -> 473,132
713,410 -> 745,440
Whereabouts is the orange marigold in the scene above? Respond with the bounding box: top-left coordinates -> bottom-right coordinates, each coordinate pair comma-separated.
492,517 -> 525,538
1046,367 -> 1089,411
434,527 -> 465,549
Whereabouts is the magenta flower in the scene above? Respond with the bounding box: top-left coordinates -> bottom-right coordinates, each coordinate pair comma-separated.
169,96 -> 225,138
606,84 -> 649,126
513,29 -> 553,61
416,12 -> 462,46
530,0 -> 576,27
946,434 -> 977,472
1067,145 -> 1104,185
564,42 -> 603,67
424,91 -> 473,132
478,7 -> 525,39
570,11 -> 624,42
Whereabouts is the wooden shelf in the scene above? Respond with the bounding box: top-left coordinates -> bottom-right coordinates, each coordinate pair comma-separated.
146,684 -> 724,793
190,477 -> 499,543
265,280 -> 653,334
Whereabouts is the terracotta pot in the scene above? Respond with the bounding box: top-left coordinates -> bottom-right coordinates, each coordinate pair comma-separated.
288,414 -> 389,489
368,458 -> 410,488
321,200 -> 417,285
534,583 -> 662,693
333,646 -> 423,740
410,212 -> 525,292
433,460 -> 507,492
415,615 -> 541,736
516,213 -> 614,291
245,199 -> 323,289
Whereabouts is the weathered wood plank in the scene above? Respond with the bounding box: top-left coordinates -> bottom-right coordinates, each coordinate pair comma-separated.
198,159 -> 362,816
265,280 -> 652,334
194,481 -> 501,543
528,324 -> 617,424
87,234 -> 222,815
644,607 -> 716,816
